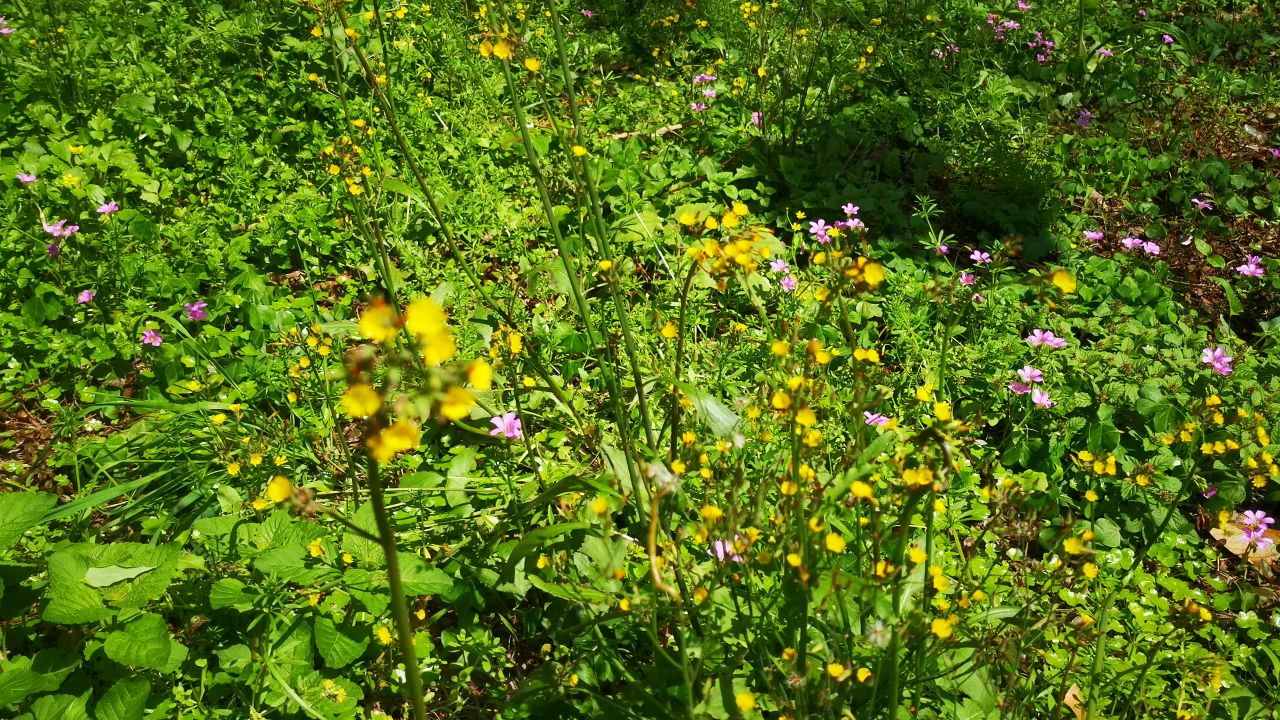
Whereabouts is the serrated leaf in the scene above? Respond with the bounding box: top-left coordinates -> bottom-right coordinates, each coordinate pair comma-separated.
209,578 -> 257,611
0,492 -> 56,550
675,382 -> 740,436
103,613 -> 187,673
93,678 -> 149,720
398,553 -> 455,597
0,650 -> 78,708
313,616 -> 369,669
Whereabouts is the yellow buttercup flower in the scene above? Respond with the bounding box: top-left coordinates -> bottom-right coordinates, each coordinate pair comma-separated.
341,383 -> 382,418
467,359 -> 493,390
1051,269 -> 1077,294
267,475 -> 293,504
438,386 -> 474,422
359,299 -> 398,344
366,419 -> 421,463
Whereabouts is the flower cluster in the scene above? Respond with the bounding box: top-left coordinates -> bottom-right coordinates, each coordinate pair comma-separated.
1120,235 -> 1161,257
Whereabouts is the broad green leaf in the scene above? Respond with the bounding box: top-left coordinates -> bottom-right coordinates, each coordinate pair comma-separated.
103,613 -> 188,673
398,553 -> 455,597
675,382 -> 740,437
0,492 -> 56,550
313,616 -> 369,669
0,651 -> 78,708
44,543 -> 181,624
93,678 -> 149,720
209,578 -> 257,611
32,693 -> 90,720
83,565 -> 155,587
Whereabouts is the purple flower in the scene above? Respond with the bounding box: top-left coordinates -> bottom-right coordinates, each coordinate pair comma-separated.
580,8 -> 595,17
77,289 -> 96,304
47,243 -> 61,258
97,201 -> 119,215
1271,149 -> 1280,159
1236,255 -> 1265,278
185,301 -> 209,321
0,17 -> 12,36
489,412 -> 524,440
864,411 -> 889,427
1203,485 -> 1218,499
935,244 -> 949,254
1095,48 -> 1114,57
693,73 -> 717,84
1242,526 -> 1274,549
837,218 -> 865,231
751,111 -> 762,127
1009,381 -> 1032,395
701,88 -> 717,98
808,219 -> 830,238
779,275 -> 798,293
1121,236 -> 1144,251
1083,230 -> 1104,242
1162,34 -> 1174,44
1017,365 -> 1044,384
42,219 -> 80,239
1143,241 -> 1161,256
141,330 -> 163,347
1201,346 -> 1233,376
691,102 -> 707,112
960,272 -> 975,286
709,538 -> 743,563
770,258 -> 790,274
842,203 -> 859,216
1026,329 -> 1068,349
1017,1 -> 1032,9
1031,389 -> 1053,408
1191,197 -> 1214,211
1241,510 -> 1276,531
1076,109 -> 1094,127
1138,9 -> 1147,18
970,250 -> 991,264
16,172 -> 36,184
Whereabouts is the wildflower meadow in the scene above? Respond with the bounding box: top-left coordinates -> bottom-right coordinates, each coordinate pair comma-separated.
3,1 -> 1280,718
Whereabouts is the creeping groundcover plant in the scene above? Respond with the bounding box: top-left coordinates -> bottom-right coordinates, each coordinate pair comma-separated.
2,1 -> 1280,719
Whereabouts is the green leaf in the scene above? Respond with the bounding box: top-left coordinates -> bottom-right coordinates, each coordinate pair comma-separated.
1209,277 -> 1242,316
0,492 -> 56,550
398,552 -> 455,597
93,678 -> 149,720
44,543 -> 181,624
83,565 -> 155,587
0,651 -> 78,708
103,613 -> 188,673
675,382 -> 740,436
209,578 -> 257,611
313,616 -> 369,669
32,693 -> 90,720
1091,517 -> 1123,548
445,448 -> 479,507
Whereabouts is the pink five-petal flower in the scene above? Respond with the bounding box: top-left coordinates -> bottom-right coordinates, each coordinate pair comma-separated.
1017,365 -> 1043,384
970,250 -> 991,264
16,172 -> 37,184
77,289 -> 96,304
1143,241 -> 1161,256
185,301 -> 209,321
960,272 -> 975,286
864,411 -> 889,427
141,330 -> 163,346
1031,388 -> 1053,408
1083,230 -> 1104,241
489,412 -> 524,440
770,258 -> 790,274
1008,381 -> 1032,395
1236,255 -> 1265,277
97,201 -> 119,215
780,275 -> 798,292
842,203 -> 859,216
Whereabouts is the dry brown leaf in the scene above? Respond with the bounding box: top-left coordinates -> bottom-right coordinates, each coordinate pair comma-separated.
1063,683 -> 1084,720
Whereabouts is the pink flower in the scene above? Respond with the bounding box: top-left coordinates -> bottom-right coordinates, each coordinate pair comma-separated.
185,301 -> 208,321
1162,34 -> 1174,44
97,201 -> 119,215
1121,236 -> 1144,250
580,8 -> 595,17
960,272 -> 975,286
16,172 -> 36,184
1009,381 -> 1031,395
709,538 -> 743,563
808,219 -> 830,237
141,330 -> 163,347
489,412 -> 524,440
751,111 -> 762,127
1026,329 -> 1068,349
691,102 -> 707,112
842,203 -> 859,216
1191,197 -> 1214,211
47,243 -> 61,258
864,411 -> 889,427
1083,230 -> 1104,241
693,73 -> 717,84
779,275 -> 798,293
969,249 -> 991,264
1201,346 -> 1233,376
770,258 -> 790,274
1017,1 -> 1032,9
1031,389 -> 1053,408
77,290 -> 96,304
935,244 -> 949,254
1017,365 -> 1043,384
1142,241 -> 1160,256
42,219 -> 80,238
701,88 -> 717,98
1095,48 -> 1114,57
1236,255 -> 1265,278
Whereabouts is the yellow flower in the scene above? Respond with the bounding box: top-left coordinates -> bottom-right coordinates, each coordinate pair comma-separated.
211,413 -> 227,426
598,259 -> 614,272
267,475 -> 293,504
677,210 -> 698,226
1063,536 -> 1085,554
779,480 -> 798,495
524,57 -> 541,72
590,497 -> 609,515
915,383 -> 934,402
930,617 -> 954,639
359,299 -> 399,344
824,533 -> 846,553
341,383 -> 383,418
571,145 -> 587,157
785,552 -> 802,567
660,321 -> 678,339
467,359 -> 493,390
438,387 -> 474,422
795,407 -> 817,427
701,505 -> 724,521
850,481 -> 873,500
1084,489 -> 1099,502
405,297 -> 456,364
856,667 -> 873,682
704,215 -> 719,230
827,662 -> 846,678
68,145 -> 85,155
735,691 -> 756,712
227,462 -> 241,477
731,201 -> 749,216
853,347 -> 880,363
366,419 -> 421,463
908,545 -> 927,564
377,625 -> 392,645
1082,562 -> 1098,579
493,39 -> 513,60
308,539 -> 324,557
933,402 -> 953,421
251,498 -> 269,511
771,391 -> 792,410
1050,269 -> 1076,294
